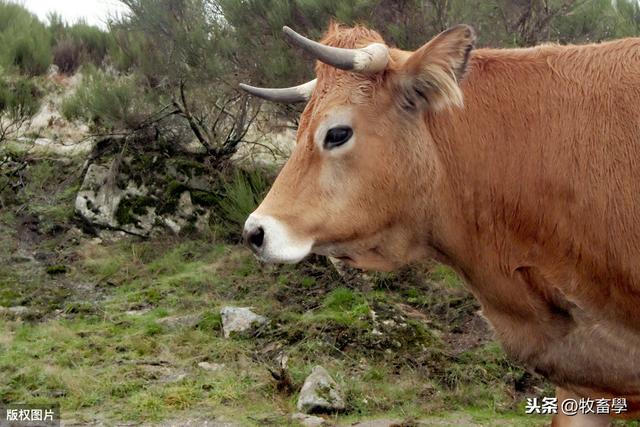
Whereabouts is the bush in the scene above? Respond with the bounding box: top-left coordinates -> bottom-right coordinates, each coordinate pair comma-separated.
0,2 -> 52,75
61,68 -> 153,130
66,23 -> 112,65
52,38 -> 82,74
53,22 -> 114,73
0,77 -> 41,142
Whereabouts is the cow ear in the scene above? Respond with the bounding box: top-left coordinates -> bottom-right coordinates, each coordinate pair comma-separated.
393,25 -> 475,112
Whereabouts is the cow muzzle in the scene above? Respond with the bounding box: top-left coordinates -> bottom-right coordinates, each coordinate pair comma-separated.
242,213 -> 313,263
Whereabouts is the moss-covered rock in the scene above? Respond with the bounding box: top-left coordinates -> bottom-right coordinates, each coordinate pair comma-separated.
75,152 -> 220,238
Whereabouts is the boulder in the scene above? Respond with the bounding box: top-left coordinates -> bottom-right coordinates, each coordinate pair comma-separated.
297,366 -> 345,414
220,306 -> 268,338
75,154 -> 213,238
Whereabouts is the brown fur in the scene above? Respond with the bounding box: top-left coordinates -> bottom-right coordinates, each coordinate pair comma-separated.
253,24 -> 640,423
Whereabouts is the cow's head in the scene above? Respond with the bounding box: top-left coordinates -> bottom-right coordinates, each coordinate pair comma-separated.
241,23 -> 475,271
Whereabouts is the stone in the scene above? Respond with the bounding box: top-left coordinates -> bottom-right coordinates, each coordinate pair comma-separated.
75,162 -> 122,229
75,156 -> 214,238
0,306 -> 33,320
156,313 -> 202,330
125,308 -> 150,316
292,412 -> 327,427
296,366 -> 345,414
197,362 -> 225,372
220,307 -> 268,338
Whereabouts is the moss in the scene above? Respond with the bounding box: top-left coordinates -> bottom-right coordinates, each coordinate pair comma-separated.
317,383 -> 337,404
169,158 -> 206,178
190,190 -> 217,207
115,195 -> 156,225
138,154 -> 157,173
301,276 -> 316,288
156,180 -> 188,216
165,180 -> 188,199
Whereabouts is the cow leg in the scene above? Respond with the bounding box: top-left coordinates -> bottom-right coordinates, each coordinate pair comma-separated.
551,387 -> 611,427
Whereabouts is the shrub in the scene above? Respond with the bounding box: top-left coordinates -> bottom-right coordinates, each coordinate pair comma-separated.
66,23 -> 113,66
0,2 -> 52,75
53,22 -> 114,73
61,68 -> 152,130
0,77 -> 41,142
52,38 -> 82,74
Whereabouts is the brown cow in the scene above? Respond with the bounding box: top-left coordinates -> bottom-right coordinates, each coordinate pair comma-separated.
240,22 -> 640,426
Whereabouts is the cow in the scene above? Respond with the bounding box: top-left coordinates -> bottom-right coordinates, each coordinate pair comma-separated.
239,22 -> 640,426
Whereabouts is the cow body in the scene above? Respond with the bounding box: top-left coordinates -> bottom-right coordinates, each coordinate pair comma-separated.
242,25 -> 640,424
429,40 -> 640,398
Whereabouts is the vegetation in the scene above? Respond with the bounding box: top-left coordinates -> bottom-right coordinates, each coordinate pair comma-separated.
49,13 -> 114,73
0,77 -> 41,144
61,67 -> 153,131
0,1 -> 52,76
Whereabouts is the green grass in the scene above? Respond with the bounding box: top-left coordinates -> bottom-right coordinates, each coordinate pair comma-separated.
0,235 -> 552,425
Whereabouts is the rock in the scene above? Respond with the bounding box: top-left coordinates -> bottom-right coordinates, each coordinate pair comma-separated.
75,162 -> 122,228
297,366 -> 345,414
10,306 -> 29,315
197,362 -> 225,372
47,64 -> 60,77
150,415 -> 239,427
162,191 -> 210,234
346,420 -> 404,427
292,412 -> 327,427
0,306 -> 31,320
75,161 -> 162,237
179,139 -> 208,154
220,307 -> 268,338
157,313 -> 202,330
232,125 -> 295,169
75,155 -> 214,238
125,308 -> 150,316
161,372 -> 187,384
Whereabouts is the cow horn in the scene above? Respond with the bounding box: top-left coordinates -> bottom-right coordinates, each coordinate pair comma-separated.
282,26 -> 389,73
238,79 -> 317,103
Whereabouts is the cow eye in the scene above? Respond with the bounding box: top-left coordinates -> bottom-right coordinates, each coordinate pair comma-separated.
324,126 -> 353,149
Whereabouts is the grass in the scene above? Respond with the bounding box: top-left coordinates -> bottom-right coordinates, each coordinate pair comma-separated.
0,230 -> 556,426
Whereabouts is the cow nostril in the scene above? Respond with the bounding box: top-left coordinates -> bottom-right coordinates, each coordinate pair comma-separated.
247,226 -> 265,249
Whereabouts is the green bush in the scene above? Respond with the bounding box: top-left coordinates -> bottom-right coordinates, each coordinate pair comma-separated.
0,77 -> 41,142
0,2 -> 52,75
0,78 -> 40,118
65,23 -> 113,66
61,68 -> 152,130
